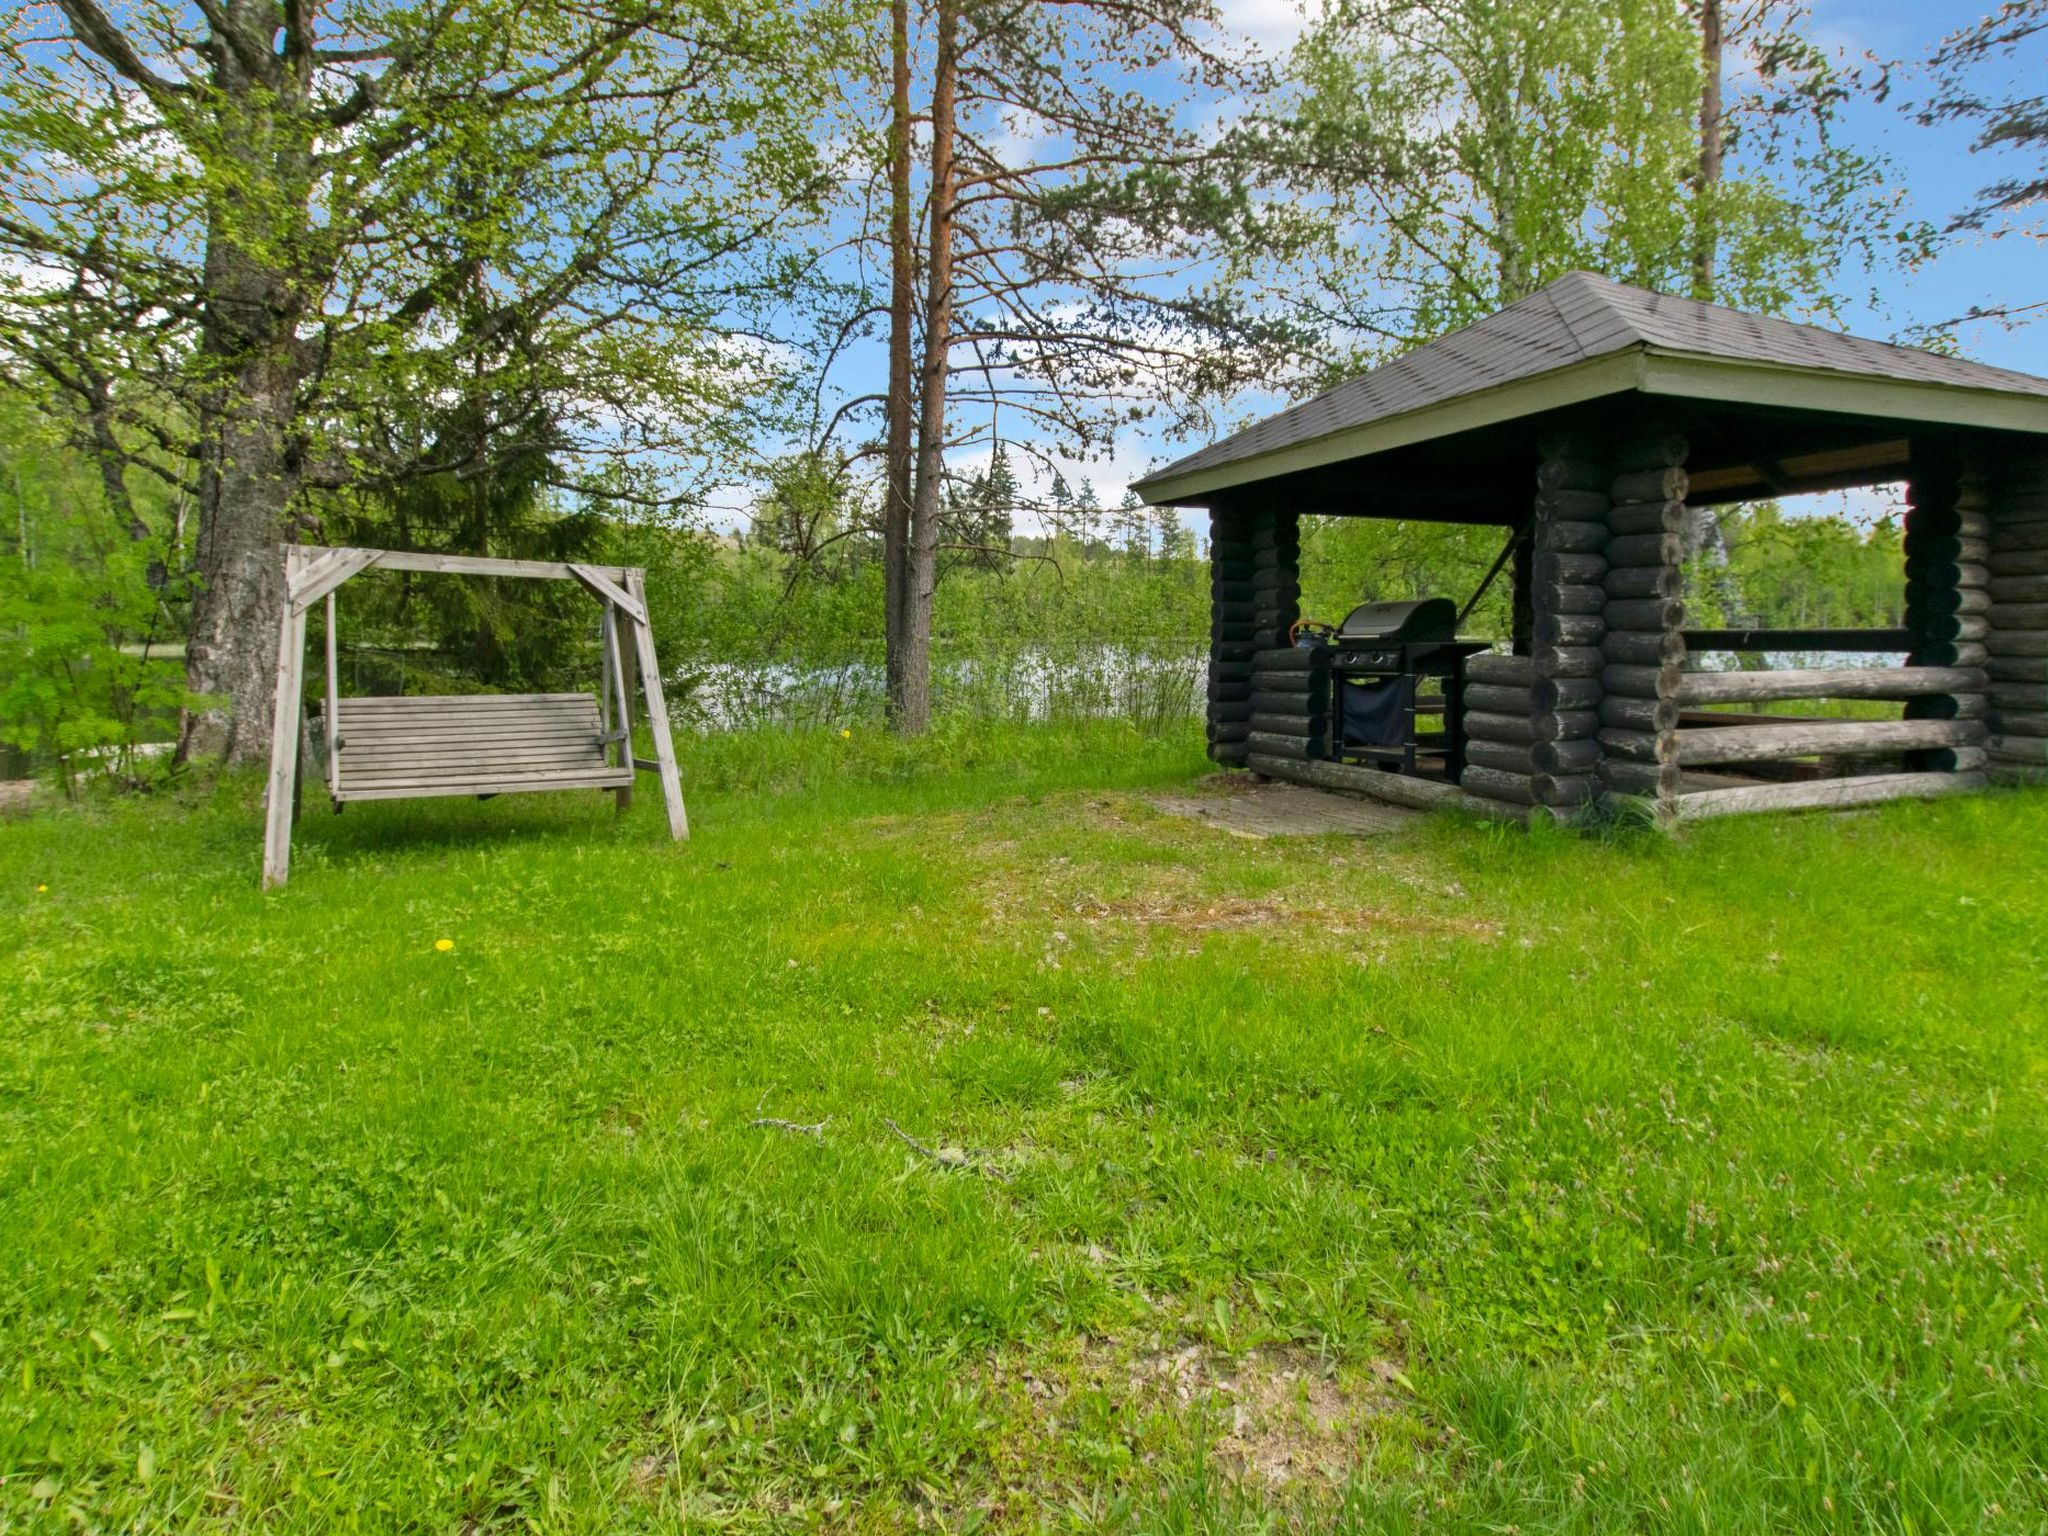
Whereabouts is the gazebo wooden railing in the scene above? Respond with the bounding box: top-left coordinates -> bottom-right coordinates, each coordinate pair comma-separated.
1551,428 -> 1999,823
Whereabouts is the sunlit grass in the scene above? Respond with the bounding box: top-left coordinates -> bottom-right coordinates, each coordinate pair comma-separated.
3,721 -> 2044,1531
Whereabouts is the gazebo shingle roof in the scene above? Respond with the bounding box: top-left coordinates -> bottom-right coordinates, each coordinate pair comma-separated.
1135,272 -> 2048,499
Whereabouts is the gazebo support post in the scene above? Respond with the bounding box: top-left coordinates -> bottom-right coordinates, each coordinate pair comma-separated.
1594,421 -> 1689,826
1903,443 -> 1992,774
1207,505 -> 1257,766
1530,428 -> 1609,810
1985,446 -> 2048,782
1463,427 -> 1612,817
1242,505 -> 1307,764
1209,502 -> 1301,768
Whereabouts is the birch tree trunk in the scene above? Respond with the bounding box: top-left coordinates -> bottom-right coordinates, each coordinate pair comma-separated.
1692,0 -> 1724,300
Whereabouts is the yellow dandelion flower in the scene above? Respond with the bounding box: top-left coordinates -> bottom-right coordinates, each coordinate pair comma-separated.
840,728 -> 852,739
36,884 -> 48,894
434,938 -> 454,953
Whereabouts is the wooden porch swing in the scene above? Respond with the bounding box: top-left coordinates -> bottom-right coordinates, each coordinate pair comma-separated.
261,545 -> 687,887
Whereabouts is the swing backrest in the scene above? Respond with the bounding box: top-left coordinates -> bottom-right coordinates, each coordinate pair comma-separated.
328,693 -> 632,802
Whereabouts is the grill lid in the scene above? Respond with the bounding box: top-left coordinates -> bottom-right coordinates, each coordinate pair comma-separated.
1338,597 -> 1457,642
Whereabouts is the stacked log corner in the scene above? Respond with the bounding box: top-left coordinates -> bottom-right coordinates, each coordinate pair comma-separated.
1460,430 -> 1610,815
1900,450 -> 1992,774
1207,508 -> 1300,768
1244,512 -> 1310,762
1206,510 -> 1256,766
1530,431 -> 1611,810
1593,428 -> 1690,824
1985,448 -> 2048,782
1246,646 -> 1329,762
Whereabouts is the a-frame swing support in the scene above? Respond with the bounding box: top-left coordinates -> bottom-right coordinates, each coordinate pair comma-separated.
261,545 -> 687,888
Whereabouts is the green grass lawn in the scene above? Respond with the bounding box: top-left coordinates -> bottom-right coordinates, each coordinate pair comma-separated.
3,721 -> 2045,1533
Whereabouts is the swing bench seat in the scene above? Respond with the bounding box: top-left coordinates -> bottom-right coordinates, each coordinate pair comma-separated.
324,693 -> 634,803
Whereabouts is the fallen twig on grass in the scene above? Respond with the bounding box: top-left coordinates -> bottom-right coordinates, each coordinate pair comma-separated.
750,1116 -> 828,1138
883,1116 -> 950,1162
883,1117 -> 1006,1178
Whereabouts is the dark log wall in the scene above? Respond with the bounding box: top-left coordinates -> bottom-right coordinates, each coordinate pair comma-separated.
1208,507 -> 1300,766
1901,449 -> 1992,773
1593,426 -> 1690,822
1986,447 -> 2048,782
1462,429 -> 1613,813
1207,510 -> 1256,765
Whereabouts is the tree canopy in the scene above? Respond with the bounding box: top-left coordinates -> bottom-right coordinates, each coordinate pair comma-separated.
1254,0 -> 1926,375
0,0 -> 848,755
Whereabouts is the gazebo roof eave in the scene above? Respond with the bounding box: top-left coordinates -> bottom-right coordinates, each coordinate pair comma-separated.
1132,351 -> 1647,507
1136,348 -> 2048,510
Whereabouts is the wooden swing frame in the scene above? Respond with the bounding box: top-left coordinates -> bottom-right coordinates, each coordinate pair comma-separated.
262,545 -> 687,888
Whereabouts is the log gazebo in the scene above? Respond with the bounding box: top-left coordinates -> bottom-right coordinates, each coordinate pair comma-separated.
1133,272 -> 2048,824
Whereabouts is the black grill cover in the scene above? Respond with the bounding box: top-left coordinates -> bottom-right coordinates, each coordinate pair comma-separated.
1339,675 -> 1414,746
1338,598 -> 1457,642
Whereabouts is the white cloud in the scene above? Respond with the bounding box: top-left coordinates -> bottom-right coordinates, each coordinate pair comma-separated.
987,107 -> 1062,169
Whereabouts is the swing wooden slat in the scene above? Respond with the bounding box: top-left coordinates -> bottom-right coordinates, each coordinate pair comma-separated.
332,778 -> 638,803
336,724 -> 612,744
330,694 -> 629,801
342,691 -> 598,706
344,744 -> 624,770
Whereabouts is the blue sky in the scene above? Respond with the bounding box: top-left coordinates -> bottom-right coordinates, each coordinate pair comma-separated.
1821,0 -> 2043,373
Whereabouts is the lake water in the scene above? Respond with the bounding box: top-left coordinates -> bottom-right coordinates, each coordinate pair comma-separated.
672,646 -> 1912,731
672,644 -> 1209,732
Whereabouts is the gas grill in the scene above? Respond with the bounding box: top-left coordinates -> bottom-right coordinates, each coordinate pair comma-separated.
1328,599 -> 1489,777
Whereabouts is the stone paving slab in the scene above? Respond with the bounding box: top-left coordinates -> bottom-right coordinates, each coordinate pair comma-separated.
1150,779 -> 1421,839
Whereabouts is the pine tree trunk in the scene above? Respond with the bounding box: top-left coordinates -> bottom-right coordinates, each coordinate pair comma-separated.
900,0 -> 958,735
1693,0 -> 1724,301
882,0 -> 917,727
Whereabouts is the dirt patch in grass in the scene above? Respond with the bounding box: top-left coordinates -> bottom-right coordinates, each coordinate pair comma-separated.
991,1336 -> 1408,1492
953,793 -> 1503,951
626,1452 -> 670,1497
1129,1341 -> 1400,1487
1151,781 -> 1420,840
0,781 -> 35,815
